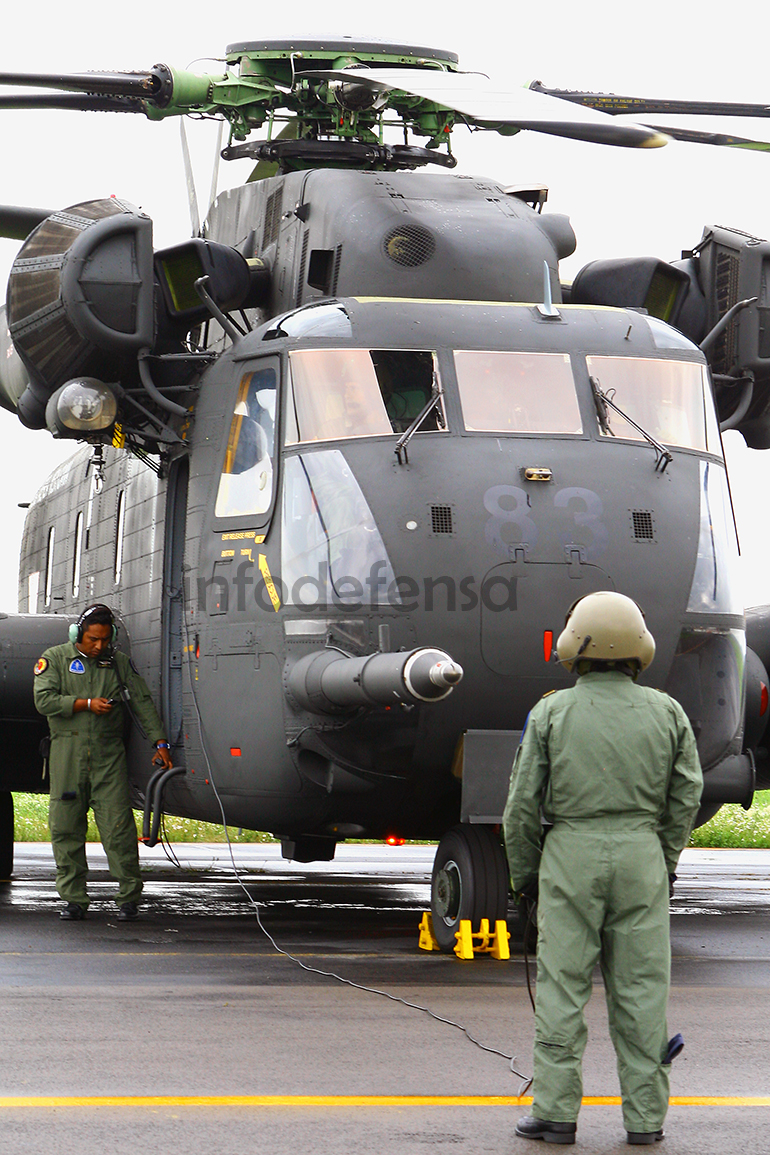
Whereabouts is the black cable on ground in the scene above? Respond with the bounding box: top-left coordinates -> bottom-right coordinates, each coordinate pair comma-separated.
179,597 -> 533,1094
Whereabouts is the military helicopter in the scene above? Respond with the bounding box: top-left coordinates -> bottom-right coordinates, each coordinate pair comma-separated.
0,38 -> 769,949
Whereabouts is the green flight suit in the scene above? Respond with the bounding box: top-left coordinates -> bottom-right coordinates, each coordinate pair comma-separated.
503,670 -> 702,1134
34,642 -> 167,909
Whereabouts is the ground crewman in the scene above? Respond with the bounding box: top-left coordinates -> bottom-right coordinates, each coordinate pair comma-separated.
503,591 -> 702,1146
33,603 -> 173,921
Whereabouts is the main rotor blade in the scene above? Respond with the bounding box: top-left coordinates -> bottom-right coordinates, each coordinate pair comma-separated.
0,69 -> 162,98
300,67 -> 668,148
644,123 -> 770,151
531,85 -> 770,120
0,205 -> 53,241
0,93 -> 144,112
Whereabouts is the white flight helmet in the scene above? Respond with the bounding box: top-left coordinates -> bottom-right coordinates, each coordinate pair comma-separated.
556,591 -> 655,674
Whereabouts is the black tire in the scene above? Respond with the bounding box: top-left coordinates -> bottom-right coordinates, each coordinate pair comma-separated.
430,823 -> 509,953
0,792 -> 14,881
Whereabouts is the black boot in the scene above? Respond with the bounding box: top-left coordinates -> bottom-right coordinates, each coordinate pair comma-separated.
60,902 -> 86,920
627,1130 -> 664,1145
515,1116 -> 577,1144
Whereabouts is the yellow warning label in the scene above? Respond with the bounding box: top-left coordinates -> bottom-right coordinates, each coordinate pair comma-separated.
258,554 -> 281,612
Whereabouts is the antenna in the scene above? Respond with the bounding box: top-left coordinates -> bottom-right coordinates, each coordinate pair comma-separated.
537,260 -> 560,319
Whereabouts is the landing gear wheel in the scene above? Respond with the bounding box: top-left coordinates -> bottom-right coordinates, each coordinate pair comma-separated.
430,823 -> 509,953
0,792 -> 13,880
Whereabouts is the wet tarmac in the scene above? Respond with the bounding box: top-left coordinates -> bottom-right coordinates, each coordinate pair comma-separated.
1,842 -> 769,1153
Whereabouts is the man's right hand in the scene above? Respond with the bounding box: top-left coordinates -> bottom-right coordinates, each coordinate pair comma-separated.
89,697 -> 113,715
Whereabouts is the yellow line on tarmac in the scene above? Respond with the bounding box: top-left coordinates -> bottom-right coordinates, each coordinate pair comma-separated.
0,1096 -> 769,1109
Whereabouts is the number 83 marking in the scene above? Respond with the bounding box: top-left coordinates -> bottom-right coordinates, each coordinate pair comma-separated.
483,485 -> 609,560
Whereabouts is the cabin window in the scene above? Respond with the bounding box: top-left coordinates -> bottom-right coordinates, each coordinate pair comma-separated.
72,512 -> 84,599
454,351 -> 582,434
286,349 -> 443,442
114,490 -> 126,585
27,571 -> 40,613
44,526 -> 55,607
215,367 -> 277,519
586,356 -> 714,453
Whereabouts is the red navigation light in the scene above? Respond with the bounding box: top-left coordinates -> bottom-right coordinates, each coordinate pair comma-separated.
385,835 -> 405,846
761,683 -> 768,717
543,630 -> 553,663
230,747 -> 242,757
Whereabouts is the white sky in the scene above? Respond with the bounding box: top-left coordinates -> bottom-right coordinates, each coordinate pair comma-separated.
1,0 -> 769,606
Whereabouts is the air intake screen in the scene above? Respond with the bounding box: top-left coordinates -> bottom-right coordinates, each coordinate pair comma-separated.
383,224 -> 436,267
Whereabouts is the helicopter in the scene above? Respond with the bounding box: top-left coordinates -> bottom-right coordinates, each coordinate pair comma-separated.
0,37 -> 769,949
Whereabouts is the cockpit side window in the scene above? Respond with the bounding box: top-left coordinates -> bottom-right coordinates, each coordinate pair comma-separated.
286,348 -> 443,443
215,365 -> 277,519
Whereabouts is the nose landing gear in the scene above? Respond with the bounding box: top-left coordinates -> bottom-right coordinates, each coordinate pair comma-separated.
430,822 -> 509,953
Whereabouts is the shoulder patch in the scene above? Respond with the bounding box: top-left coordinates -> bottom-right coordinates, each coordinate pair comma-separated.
69,658 -> 86,674
34,657 -> 48,676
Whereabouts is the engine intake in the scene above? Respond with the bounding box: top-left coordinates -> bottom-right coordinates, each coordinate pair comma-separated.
7,198 -> 155,428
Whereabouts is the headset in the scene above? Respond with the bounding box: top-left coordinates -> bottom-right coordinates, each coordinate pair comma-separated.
69,604 -> 119,645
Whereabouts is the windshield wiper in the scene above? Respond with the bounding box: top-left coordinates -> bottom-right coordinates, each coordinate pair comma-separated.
394,372 -> 445,465
589,375 -> 673,473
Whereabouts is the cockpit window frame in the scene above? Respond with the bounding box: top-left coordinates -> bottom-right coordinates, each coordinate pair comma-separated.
584,353 -> 723,459
453,349 -> 586,438
285,347 -> 447,445
211,354 -> 281,534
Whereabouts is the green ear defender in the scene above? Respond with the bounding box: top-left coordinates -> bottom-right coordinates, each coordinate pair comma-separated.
69,604 -> 118,644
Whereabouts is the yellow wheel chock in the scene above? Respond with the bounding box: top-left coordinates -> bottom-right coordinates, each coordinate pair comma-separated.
418,911 -> 441,950
418,913 -> 510,959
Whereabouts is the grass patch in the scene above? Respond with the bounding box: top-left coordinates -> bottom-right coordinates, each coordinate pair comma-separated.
689,789 -> 770,849
12,790 -> 770,849
11,793 -> 275,844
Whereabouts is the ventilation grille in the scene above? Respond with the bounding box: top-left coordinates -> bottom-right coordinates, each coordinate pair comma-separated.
330,244 -> 343,295
431,505 -> 454,534
631,510 -> 655,540
713,247 -> 741,374
262,186 -> 283,249
382,223 -> 436,267
296,230 -> 310,306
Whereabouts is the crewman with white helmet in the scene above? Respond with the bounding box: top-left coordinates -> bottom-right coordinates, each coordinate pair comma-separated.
503,591 -> 702,1145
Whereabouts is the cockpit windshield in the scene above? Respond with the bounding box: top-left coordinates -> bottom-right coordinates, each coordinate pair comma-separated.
586,356 -> 722,455
454,351 -> 582,434
287,348 -> 443,443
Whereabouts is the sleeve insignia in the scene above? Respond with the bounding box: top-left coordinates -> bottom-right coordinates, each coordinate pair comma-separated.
34,657 -> 48,676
